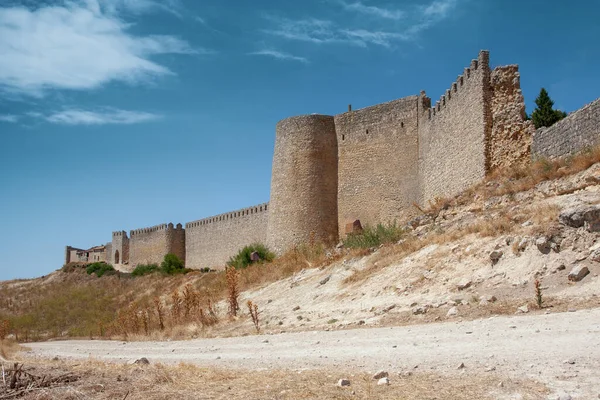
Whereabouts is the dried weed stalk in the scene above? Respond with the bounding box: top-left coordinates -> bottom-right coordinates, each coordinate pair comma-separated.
534,279 -> 544,309
247,300 -> 260,333
154,297 -> 165,331
226,267 -> 240,317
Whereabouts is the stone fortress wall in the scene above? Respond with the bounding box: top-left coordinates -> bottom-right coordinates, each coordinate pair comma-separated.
111,231 -> 129,266
186,203 -> 269,270
128,223 -> 185,269
267,115 -> 339,254
532,98 -> 600,159
418,52 -> 491,205
335,97 -> 420,238
66,50 -> 599,271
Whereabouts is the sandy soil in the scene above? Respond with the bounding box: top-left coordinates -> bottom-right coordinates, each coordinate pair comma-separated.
23,308 -> 600,399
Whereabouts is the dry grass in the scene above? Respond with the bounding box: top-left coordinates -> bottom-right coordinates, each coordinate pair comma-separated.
0,339 -> 23,360
3,358 -> 549,400
480,145 -> 600,200
0,242 -> 342,342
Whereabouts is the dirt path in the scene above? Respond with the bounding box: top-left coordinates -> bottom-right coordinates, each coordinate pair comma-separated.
24,308 -> 600,398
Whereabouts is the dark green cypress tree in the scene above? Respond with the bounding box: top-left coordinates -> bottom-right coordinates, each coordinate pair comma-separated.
531,88 -> 567,129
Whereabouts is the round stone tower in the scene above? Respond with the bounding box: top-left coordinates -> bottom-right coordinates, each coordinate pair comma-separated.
267,114 -> 339,254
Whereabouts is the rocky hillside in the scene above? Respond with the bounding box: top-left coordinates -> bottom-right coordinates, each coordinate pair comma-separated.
232,162 -> 600,335
1,156 -> 599,341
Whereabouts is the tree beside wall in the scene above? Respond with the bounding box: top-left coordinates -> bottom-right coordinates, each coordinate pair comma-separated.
531,88 -> 568,129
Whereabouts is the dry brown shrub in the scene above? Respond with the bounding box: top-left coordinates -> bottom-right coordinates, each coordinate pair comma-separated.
225,267 -> 240,317
247,300 -> 260,333
464,212 -> 514,237
170,290 -> 182,324
0,320 -> 9,340
483,145 -> 600,199
153,297 -> 165,331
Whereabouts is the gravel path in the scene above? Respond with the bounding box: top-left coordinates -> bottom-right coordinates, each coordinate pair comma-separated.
25,308 -> 600,398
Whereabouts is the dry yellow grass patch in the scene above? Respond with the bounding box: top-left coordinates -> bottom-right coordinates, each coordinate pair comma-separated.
4,358 -> 549,400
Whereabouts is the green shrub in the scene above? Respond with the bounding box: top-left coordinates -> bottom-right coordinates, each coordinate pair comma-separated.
85,262 -> 115,277
342,222 -> 406,249
160,253 -> 187,275
131,263 -> 159,277
227,243 -> 275,270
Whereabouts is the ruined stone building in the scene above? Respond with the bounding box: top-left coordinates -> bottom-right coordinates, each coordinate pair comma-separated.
65,50 -> 600,271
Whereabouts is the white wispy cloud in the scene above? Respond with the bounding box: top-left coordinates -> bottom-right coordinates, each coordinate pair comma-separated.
263,17 -> 408,48
338,1 -> 404,20
0,114 -> 18,123
423,0 -> 457,18
263,0 -> 460,49
91,0 -> 184,18
43,108 -> 161,125
340,29 -> 409,47
0,0 -> 201,97
263,17 -> 339,45
249,49 -> 309,64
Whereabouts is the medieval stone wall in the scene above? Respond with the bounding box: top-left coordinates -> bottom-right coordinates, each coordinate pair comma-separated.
105,242 -> 112,264
111,230 -> 129,267
129,223 -> 183,267
185,203 -> 269,270
335,97 -> 420,236
168,224 -> 186,264
418,50 -> 492,204
532,98 -> 600,159
64,50 -> 551,268
489,65 -> 534,170
267,115 -> 339,254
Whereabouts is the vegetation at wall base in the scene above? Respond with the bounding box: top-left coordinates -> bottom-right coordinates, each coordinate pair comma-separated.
132,254 -> 190,276
531,88 -> 568,129
85,262 -> 116,277
131,263 -> 160,276
160,253 -> 190,275
227,243 -> 275,270
342,222 -> 406,249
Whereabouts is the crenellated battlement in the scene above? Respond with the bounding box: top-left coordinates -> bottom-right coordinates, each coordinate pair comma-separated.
130,223 -> 179,236
112,230 -> 127,237
185,202 -> 269,229
421,50 -> 490,122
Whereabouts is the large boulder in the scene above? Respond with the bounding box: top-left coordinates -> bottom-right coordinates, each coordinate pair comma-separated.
568,265 -> 590,282
559,204 -> 600,232
536,237 -> 551,254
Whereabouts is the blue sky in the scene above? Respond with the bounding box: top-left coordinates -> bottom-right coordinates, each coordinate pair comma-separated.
0,0 -> 599,280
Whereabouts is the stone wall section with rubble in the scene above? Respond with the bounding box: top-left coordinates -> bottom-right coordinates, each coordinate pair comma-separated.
334,97 -> 420,238
489,65 -> 535,170
532,97 -> 600,159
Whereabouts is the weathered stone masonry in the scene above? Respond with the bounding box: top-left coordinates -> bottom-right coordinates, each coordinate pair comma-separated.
532,98 -> 600,159
267,115 -> 339,254
128,223 -> 185,268
335,97 -> 419,238
68,50 -> 596,271
186,203 -> 269,270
